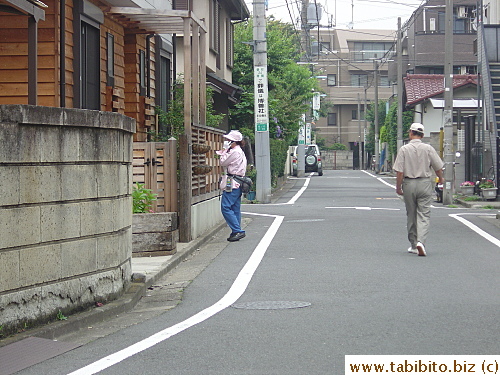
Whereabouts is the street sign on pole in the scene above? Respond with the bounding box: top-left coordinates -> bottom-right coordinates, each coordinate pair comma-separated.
254,66 -> 269,132
306,123 -> 312,145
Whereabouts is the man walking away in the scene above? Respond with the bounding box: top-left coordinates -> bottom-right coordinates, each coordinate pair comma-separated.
394,123 -> 444,256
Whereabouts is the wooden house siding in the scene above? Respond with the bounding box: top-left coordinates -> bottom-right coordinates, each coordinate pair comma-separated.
0,0 -> 150,125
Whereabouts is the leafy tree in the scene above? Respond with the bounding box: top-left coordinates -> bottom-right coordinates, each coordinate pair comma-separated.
231,17 -> 321,184
231,18 -> 320,144
365,100 -> 388,156
384,101 -> 414,158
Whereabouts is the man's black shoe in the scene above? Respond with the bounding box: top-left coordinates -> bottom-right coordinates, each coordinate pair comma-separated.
227,233 -> 237,241
228,232 -> 245,242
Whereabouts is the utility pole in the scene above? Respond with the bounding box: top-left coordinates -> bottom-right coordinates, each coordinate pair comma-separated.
253,0 -> 272,203
397,17 -> 403,152
364,85 -> 368,169
442,0 -> 454,204
357,93 -> 362,169
374,60 -> 380,173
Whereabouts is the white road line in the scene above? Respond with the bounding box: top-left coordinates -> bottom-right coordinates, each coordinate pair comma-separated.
325,206 -> 400,211
67,213 -> 284,375
450,213 -> 500,247
249,174 -> 312,206
362,170 -> 396,189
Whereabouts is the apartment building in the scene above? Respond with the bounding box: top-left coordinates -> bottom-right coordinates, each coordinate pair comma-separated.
311,28 -> 396,156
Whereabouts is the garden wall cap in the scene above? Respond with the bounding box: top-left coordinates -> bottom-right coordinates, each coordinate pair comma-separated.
223,130 -> 243,142
410,123 -> 424,133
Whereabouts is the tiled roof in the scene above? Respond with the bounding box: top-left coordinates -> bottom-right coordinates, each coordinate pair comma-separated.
404,74 -> 478,106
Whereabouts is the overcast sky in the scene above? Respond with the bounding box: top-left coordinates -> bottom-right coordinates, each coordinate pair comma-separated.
245,0 -> 424,30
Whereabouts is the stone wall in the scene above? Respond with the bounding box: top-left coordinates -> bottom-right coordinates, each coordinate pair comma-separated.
0,105 -> 135,335
322,150 -> 353,170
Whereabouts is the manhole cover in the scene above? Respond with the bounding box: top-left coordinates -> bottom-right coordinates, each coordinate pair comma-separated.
231,301 -> 311,310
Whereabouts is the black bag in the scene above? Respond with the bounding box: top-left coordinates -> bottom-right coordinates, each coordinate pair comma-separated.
232,175 -> 253,194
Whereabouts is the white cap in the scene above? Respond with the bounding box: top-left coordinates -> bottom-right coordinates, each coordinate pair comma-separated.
223,130 -> 243,142
410,123 -> 424,133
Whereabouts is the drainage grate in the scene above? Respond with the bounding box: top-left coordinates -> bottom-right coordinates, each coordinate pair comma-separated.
231,301 -> 311,310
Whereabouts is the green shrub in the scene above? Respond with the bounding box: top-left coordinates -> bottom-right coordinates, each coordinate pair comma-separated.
132,183 -> 157,213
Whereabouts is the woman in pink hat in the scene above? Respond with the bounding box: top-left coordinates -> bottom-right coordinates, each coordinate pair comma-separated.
216,130 -> 248,241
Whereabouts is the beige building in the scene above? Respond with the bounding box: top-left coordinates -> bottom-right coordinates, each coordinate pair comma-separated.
311,28 -> 395,163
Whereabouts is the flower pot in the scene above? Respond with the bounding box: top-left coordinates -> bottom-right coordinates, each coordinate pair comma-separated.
481,187 -> 497,200
461,186 -> 475,196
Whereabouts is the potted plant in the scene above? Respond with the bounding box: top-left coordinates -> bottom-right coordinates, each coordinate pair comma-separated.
460,181 -> 475,196
478,179 -> 497,200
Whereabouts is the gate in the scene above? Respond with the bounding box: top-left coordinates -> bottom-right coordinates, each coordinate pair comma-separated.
133,141 -> 178,212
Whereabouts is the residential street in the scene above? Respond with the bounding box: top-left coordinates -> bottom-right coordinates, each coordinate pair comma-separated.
15,170 -> 500,374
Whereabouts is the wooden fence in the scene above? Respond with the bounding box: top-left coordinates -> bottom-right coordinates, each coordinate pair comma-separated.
132,124 -> 225,213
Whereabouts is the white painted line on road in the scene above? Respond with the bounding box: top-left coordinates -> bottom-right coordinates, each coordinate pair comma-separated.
67,213 -> 284,375
251,173 -> 312,206
450,213 -> 500,248
362,170 -> 396,189
325,206 -> 400,211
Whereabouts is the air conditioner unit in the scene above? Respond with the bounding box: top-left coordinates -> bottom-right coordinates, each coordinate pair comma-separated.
458,6 -> 467,19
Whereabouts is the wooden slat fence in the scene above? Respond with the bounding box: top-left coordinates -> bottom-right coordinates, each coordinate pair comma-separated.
132,124 -> 224,213
191,124 -> 225,204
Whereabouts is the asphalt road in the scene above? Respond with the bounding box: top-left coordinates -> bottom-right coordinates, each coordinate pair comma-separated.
18,170 -> 500,374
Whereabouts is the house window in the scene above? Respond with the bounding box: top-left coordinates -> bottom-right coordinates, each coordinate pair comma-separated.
437,7 -> 476,34
327,74 -> 336,86
328,113 -> 337,126
352,109 -> 364,120
210,0 -> 220,54
379,76 -> 390,87
158,55 -> 171,114
139,50 -> 146,96
81,22 -> 100,110
353,42 -> 393,61
106,33 -> 114,87
351,74 -> 368,87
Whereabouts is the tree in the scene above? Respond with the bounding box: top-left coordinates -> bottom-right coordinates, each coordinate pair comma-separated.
231,17 -> 320,144
364,100 -> 388,156
230,17 -> 321,184
384,101 -> 414,158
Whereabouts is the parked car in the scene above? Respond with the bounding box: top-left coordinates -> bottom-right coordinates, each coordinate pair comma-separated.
291,144 -> 323,176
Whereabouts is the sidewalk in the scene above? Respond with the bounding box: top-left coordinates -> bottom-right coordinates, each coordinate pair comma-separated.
0,177 -> 298,347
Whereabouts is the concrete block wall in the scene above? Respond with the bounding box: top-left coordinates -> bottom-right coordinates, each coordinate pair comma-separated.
0,105 -> 135,334
322,150 -> 354,170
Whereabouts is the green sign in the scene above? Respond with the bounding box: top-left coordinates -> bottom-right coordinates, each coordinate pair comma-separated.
256,123 -> 268,132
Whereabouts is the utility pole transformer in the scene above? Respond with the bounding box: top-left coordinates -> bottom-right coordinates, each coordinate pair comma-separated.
253,0 -> 272,203
443,0 -> 455,204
